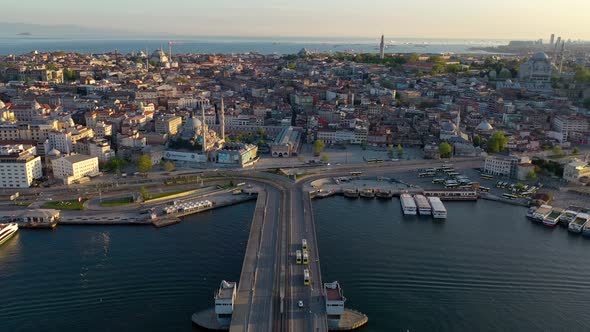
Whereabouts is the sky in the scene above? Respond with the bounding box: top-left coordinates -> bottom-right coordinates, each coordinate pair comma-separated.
3,0 -> 590,40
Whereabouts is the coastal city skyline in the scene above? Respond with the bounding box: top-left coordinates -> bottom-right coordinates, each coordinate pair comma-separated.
1,0 -> 590,39
2,2 -> 590,332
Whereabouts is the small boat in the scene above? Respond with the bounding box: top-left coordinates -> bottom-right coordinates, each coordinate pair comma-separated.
359,189 -> 376,198
532,205 -> 552,222
0,223 -> 18,246
343,189 -> 359,198
375,191 -> 393,199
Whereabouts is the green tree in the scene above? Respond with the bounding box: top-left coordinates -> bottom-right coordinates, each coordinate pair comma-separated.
161,160 -> 175,172
63,68 -> 76,81
397,144 -> 403,157
388,144 -> 395,158
583,98 -> 590,109
106,157 -> 127,173
408,54 -> 420,63
137,155 -> 152,173
439,142 -> 453,158
473,135 -> 482,147
313,140 -> 325,156
139,186 -> 150,201
320,153 -> 330,163
573,147 -> 580,154
526,170 -> 538,181
552,146 -> 564,157
487,131 -> 509,153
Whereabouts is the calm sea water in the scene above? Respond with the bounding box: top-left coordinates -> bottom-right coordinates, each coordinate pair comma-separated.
0,201 -> 255,332
3,198 -> 588,332
315,198 -> 590,332
0,37 -> 505,55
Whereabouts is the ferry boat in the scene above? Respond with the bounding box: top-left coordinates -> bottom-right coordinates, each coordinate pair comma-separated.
568,213 -> 590,234
375,190 -> 393,199
532,205 -> 552,222
413,195 -> 432,215
543,208 -> 563,228
427,197 -> 447,219
400,193 -> 417,215
582,221 -> 590,237
343,189 -> 359,198
0,223 -> 18,246
359,189 -> 376,198
558,210 -> 578,227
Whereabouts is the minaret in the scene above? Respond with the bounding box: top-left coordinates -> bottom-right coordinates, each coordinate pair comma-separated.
201,104 -> 207,157
220,98 -> 226,141
379,34 -> 385,60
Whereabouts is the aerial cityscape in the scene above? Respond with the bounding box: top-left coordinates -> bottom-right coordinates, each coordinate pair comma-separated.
1,1 -> 590,331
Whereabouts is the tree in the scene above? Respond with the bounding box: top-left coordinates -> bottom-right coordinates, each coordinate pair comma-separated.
63,68 -> 76,81
388,144 -> 395,158
137,155 -> 152,173
526,170 -> 538,181
313,140 -> 325,156
408,54 -> 420,63
320,153 -> 330,163
397,144 -> 403,157
161,160 -> 175,172
552,146 -> 564,157
487,131 -> 509,153
139,186 -> 150,201
572,147 -> 580,155
439,142 -> 453,158
105,157 -> 127,173
473,135 -> 482,147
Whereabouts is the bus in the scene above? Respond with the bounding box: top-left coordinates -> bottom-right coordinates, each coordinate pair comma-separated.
303,269 -> 310,286
432,178 -> 445,184
479,186 -> 491,192
302,251 -> 309,265
350,171 -> 362,177
480,174 -> 494,180
418,172 -> 434,178
301,239 -> 308,252
447,172 -> 460,177
502,193 -> 518,200
296,250 -> 302,264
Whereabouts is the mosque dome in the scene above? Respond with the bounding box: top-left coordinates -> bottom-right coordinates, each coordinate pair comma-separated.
441,121 -> 457,132
532,52 -> 549,61
47,148 -> 61,157
476,120 -> 493,131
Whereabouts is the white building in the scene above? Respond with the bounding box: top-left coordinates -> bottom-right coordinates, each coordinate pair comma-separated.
324,281 -> 346,328
51,154 -> 99,185
0,144 -> 42,188
48,131 -> 73,154
214,280 -> 236,326
552,115 -> 589,142
563,161 -> 590,183
483,154 -> 527,178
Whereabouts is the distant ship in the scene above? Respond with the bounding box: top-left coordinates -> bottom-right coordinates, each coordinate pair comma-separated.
0,223 -> 18,246
17,32 -> 32,36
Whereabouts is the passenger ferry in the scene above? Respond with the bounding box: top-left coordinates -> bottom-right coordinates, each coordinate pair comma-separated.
413,195 -> 432,215
427,196 -> 447,219
568,213 -> 590,234
532,205 -> 552,222
400,193 -> 417,215
0,223 -> 18,246
558,210 -> 578,227
543,208 -> 563,227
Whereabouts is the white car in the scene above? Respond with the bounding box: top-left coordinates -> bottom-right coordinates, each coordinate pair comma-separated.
298,300 -> 304,308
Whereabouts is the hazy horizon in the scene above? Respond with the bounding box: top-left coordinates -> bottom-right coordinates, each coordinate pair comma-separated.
2,0 -> 590,40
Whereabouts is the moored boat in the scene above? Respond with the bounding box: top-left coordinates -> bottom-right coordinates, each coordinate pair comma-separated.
413,195 -> 432,215
343,189 -> 359,198
427,196 -> 447,219
359,189 -> 376,198
400,193 -> 417,215
568,213 -> 590,234
543,208 -> 563,227
532,205 -> 552,222
559,210 -> 578,227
